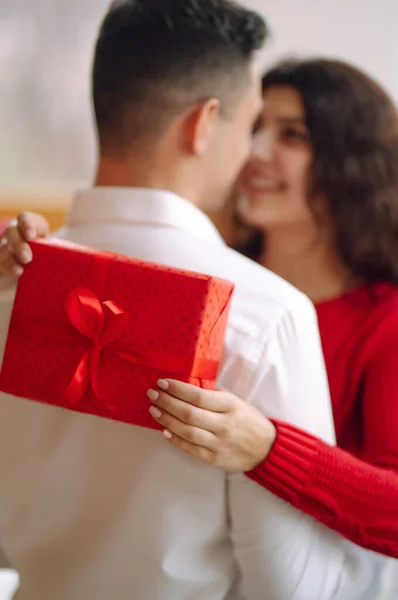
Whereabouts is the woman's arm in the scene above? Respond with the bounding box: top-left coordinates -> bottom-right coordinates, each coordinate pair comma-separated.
247,415 -> 398,558
247,345 -> 398,557
149,352 -> 398,558
0,212 -> 49,276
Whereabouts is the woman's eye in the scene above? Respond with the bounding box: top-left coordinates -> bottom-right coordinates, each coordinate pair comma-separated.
283,128 -> 308,142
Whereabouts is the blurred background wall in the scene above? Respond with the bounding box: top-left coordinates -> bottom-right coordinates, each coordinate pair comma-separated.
1,0 -> 397,229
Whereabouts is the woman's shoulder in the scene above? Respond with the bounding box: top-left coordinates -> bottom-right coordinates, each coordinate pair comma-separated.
366,283 -> 398,352
316,282 -> 398,316
316,282 -> 398,358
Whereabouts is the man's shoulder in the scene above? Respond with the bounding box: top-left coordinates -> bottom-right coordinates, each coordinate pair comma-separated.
219,245 -> 316,322
208,246 -> 317,365
55,224 -> 316,337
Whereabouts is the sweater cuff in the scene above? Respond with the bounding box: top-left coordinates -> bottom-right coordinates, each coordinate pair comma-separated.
246,421 -> 321,497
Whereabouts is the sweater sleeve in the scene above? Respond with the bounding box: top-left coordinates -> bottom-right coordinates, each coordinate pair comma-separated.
246,351 -> 398,558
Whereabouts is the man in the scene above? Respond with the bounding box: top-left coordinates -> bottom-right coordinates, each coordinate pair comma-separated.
0,1 -> 383,599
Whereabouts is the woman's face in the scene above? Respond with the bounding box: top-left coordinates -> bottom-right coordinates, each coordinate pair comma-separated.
238,85 -> 316,230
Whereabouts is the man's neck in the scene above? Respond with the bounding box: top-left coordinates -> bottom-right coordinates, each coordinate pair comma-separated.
259,224 -> 355,303
94,156 -> 203,208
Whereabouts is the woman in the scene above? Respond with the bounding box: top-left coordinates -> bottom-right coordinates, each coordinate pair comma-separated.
3,59 -> 398,559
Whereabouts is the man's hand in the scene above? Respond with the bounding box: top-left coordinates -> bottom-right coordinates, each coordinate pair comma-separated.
147,379 -> 277,472
0,212 -> 49,276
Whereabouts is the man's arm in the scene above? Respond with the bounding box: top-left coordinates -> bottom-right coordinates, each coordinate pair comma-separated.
228,301 -> 379,600
244,296 -> 335,443
145,299 -> 382,598
229,474 -> 382,600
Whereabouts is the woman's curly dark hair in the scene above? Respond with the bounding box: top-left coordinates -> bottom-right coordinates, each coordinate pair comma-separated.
237,58 -> 398,285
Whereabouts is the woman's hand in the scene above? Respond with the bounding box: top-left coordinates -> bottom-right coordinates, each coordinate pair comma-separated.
0,212 -> 49,276
147,379 -> 277,472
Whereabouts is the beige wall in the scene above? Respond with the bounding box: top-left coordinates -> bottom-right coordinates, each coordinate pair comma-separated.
0,197 -> 68,232
2,0 -> 398,214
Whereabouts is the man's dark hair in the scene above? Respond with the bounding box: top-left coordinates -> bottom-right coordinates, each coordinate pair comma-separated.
92,0 -> 267,154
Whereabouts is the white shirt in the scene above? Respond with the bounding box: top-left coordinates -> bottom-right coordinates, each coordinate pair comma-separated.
0,188 -> 383,600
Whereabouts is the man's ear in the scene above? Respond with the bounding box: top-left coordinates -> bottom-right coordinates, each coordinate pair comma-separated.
183,99 -> 221,156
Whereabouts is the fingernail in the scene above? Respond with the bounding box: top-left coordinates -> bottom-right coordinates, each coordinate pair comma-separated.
157,379 -> 169,390
162,430 -> 173,440
20,250 -> 32,264
149,406 -> 162,419
12,265 -> 23,277
25,230 -> 34,241
147,389 -> 159,402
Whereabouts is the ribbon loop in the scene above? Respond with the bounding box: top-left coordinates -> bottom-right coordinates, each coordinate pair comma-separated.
100,301 -> 131,346
65,287 -> 104,340
64,287 -> 130,405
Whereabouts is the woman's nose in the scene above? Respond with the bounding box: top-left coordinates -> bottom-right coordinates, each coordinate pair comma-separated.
251,130 -> 276,161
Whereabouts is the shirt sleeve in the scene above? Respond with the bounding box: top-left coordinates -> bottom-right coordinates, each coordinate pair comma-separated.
229,298 -> 380,599
245,296 -> 336,443
246,348 -> 398,558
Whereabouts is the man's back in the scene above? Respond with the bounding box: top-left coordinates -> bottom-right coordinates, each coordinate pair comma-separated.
55,189 -> 336,438
0,190 -> 382,600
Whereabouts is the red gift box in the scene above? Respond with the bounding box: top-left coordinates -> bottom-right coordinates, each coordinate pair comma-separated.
0,238 -> 234,430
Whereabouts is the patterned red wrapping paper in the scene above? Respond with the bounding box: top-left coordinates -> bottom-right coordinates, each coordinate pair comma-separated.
0,238 -> 234,430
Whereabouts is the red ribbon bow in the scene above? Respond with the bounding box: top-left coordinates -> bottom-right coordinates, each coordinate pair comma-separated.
63,285 -> 220,409
64,287 -> 130,408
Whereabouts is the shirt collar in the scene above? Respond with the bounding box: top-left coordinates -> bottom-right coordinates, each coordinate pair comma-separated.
67,187 -> 225,247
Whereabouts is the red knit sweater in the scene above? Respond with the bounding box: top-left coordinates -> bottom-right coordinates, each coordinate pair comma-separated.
247,282 -> 398,558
